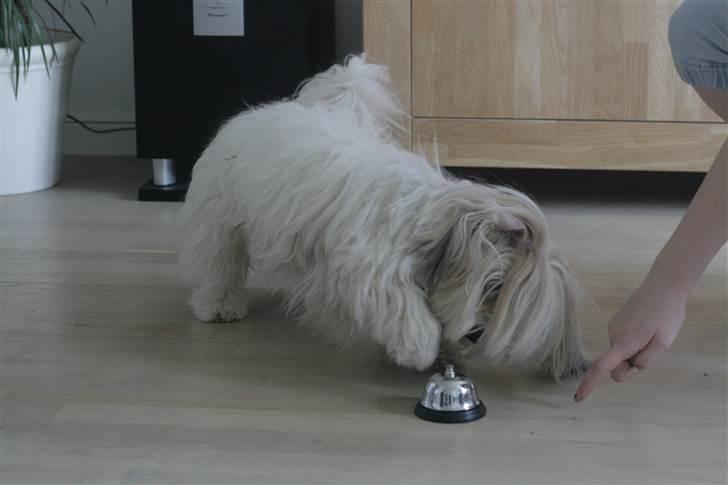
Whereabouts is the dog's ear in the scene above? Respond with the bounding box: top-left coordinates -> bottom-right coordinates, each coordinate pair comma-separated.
498,213 -> 526,233
496,212 -> 532,245
419,197 -> 508,344
415,183 -> 506,281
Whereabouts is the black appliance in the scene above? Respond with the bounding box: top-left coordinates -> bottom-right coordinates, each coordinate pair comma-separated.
132,0 -> 335,201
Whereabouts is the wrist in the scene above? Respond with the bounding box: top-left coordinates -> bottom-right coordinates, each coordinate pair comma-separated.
642,260 -> 693,300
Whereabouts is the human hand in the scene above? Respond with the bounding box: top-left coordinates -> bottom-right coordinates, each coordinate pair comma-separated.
574,280 -> 687,402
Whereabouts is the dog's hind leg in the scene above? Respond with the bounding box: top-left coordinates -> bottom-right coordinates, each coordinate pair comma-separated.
182,223 -> 250,323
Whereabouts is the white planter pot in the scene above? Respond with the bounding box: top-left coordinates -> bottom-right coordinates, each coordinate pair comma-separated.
1,36 -> 81,195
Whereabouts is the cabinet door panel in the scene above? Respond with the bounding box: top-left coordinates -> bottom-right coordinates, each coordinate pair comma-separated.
412,0 -> 720,122
413,119 -> 727,171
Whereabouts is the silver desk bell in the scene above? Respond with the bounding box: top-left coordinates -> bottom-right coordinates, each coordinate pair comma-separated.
414,364 -> 486,423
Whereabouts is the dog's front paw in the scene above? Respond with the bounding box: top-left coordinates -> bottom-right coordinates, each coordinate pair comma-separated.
190,291 -> 249,323
389,340 -> 439,371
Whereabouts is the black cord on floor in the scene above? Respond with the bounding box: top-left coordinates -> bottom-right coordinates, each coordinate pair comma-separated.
66,114 -> 136,134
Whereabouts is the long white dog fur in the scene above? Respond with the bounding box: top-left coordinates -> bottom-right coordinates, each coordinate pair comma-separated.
178,55 -> 589,379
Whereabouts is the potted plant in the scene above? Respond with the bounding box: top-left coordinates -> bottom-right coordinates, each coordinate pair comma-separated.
1,0 -> 97,195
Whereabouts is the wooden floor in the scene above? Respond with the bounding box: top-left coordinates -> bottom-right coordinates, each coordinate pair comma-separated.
1,156 -> 726,484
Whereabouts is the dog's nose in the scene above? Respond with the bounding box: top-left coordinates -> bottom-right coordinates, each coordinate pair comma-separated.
561,359 -> 591,379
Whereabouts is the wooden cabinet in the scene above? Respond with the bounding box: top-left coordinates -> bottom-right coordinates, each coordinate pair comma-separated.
364,0 -> 727,171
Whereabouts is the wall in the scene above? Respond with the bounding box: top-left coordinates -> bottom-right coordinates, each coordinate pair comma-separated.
36,0 -> 136,155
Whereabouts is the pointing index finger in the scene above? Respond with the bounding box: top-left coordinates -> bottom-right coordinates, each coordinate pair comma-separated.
574,347 -> 628,402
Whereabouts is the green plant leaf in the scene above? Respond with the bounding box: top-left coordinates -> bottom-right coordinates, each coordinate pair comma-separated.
30,3 -> 58,73
14,15 -> 28,73
3,0 -> 105,98
79,2 -> 96,27
11,37 -> 20,97
0,1 -> 10,47
42,0 -> 85,42
8,0 -> 31,73
2,0 -> 34,96
31,21 -> 50,78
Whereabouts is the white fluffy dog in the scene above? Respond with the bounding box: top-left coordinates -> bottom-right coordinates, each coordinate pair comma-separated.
178,55 -> 589,379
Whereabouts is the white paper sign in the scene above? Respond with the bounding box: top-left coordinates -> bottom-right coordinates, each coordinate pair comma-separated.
193,0 -> 245,37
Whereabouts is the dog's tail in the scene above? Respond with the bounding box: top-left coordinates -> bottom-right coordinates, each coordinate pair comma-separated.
295,54 -> 405,139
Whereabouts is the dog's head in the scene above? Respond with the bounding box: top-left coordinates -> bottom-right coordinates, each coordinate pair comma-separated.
417,181 -> 589,380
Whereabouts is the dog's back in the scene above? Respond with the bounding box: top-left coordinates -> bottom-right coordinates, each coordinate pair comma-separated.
179,55 -> 437,289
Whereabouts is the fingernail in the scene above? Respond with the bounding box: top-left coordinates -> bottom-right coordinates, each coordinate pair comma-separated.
573,393 -> 579,402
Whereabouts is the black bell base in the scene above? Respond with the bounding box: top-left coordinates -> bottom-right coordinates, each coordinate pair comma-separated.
414,402 -> 486,423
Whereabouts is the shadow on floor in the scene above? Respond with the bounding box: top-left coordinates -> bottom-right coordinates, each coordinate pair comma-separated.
56,156 -> 705,205
448,167 -> 705,205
